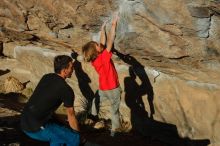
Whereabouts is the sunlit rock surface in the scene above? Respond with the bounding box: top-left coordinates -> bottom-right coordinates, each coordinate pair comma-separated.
0,0 -> 220,145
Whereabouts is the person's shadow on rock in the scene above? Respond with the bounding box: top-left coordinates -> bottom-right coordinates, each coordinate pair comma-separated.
71,51 -> 97,113
113,49 -> 155,118
114,49 -> 210,146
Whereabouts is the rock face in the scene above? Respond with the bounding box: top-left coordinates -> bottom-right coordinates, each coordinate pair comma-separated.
4,76 -> 24,93
0,0 -> 220,145
1,0 -> 220,58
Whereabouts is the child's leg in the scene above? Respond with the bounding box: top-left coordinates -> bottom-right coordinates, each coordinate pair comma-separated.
105,87 -> 121,131
94,90 -> 108,115
91,91 -> 100,116
91,97 -> 99,116
91,90 -> 104,116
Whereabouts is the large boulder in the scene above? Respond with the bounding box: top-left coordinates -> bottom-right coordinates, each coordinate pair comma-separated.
1,0 -> 220,145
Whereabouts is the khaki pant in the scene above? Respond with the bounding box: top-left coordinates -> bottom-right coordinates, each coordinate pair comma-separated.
91,86 -> 121,131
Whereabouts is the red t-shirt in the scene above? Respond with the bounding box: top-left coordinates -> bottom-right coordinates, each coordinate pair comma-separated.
92,49 -> 119,90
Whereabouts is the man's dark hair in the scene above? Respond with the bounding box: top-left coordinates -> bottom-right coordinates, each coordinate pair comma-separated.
54,55 -> 73,74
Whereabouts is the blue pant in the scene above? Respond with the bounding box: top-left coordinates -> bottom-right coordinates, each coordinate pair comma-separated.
23,123 -> 80,146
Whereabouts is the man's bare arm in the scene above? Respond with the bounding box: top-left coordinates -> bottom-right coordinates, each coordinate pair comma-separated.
66,107 -> 80,131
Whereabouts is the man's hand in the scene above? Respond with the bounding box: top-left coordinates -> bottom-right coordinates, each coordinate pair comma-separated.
66,107 -> 80,132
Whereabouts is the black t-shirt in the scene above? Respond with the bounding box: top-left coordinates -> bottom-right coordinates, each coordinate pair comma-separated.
20,73 -> 74,132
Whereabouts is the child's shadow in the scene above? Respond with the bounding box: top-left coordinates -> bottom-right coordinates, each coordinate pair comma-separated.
114,49 -> 210,146
71,51 -> 97,112
113,49 -> 155,118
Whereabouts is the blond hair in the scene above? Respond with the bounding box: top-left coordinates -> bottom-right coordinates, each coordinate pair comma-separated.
82,41 -> 99,62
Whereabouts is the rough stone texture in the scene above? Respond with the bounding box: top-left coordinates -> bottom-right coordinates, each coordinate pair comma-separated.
0,0 -> 220,146
3,42 -> 18,57
208,15 -> 220,57
0,0 -> 219,58
4,76 -> 24,93
10,46 -> 220,146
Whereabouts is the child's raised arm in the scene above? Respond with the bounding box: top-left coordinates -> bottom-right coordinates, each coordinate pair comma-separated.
106,14 -> 119,52
100,20 -> 107,47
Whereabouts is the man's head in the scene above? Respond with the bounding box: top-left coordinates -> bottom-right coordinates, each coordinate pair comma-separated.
82,41 -> 103,62
54,55 -> 74,79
